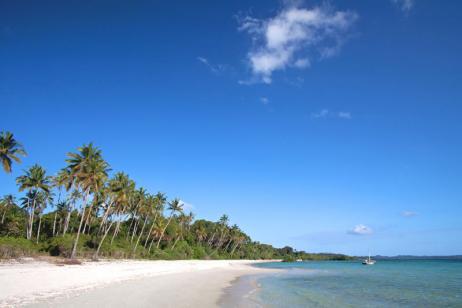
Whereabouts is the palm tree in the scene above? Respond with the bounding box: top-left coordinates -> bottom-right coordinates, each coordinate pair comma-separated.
66,143 -> 110,259
35,191 -> 53,243
143,192 -> 166,248
156,198 -> 183,248
195,225 -> 207,244
215,214 -> 229,249
0,131 -> 26,173
16,164 -> 51,239
148,220 -> 165,252
0,194 -> 16,224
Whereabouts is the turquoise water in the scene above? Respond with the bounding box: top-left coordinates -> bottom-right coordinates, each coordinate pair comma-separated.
251,260 -> 462,307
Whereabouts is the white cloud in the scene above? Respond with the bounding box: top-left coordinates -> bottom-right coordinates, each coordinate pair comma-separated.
401,211 -> 418,217
238,4 -> 357,84
392,0 -> 414,12
338,111 -> 352,119
197,56 -> 226,74
179,200 -> 195,213
312,109 -> 329,118
348,224 -> 373,235
311,109 -> 352,120
260,97 -> 269,104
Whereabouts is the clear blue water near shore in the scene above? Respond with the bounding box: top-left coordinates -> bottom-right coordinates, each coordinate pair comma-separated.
244,260 -> 462,307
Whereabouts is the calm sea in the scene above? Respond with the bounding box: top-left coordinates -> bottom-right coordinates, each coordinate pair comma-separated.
224,260 -> 462,307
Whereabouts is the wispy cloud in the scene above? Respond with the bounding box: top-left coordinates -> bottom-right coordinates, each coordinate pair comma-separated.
237,3 -> 358,84
260,97 -> 269,104
311,109 -> 352,120
197,57 -> 226,74
348,224 -> 373,235
179,200 -> 195,213
401,211 -> 418,217
392,0 -> 414,12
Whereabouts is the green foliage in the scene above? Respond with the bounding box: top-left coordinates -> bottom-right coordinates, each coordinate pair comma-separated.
0,237 -> 38,258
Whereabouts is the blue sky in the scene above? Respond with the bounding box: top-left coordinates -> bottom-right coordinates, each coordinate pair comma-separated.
1,0 -> 461,256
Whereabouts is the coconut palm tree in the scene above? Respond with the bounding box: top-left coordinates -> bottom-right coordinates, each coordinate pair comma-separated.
0,194 -> 16,224
16,164 -> 51,239
143,192 -> 166,248
195,225 -> 207,243
215,214 -> 229,249
148,220 -> 165,252
35,190 -> 53,243
156,198 -> 183,248
66,143 -> 110,259
0,131 -> 26,173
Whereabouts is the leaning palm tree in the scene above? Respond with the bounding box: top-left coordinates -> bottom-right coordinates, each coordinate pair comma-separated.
0,131 -> 26,173
143,192 -> 166,248
0,194 -> 17,224
156,198 -> 183,248
66,143 -> 110,259
16,164 -> 51,239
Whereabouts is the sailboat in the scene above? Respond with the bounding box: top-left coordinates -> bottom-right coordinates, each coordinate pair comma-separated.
362,252 -> 376,265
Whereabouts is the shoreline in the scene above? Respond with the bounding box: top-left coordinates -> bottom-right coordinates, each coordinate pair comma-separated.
0,259 -> 279,307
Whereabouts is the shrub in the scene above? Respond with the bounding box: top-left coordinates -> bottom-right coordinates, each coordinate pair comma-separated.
0,237 -> 38,259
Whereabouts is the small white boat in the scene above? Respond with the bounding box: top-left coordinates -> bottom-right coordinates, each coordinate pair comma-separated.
362,253 -> 376,265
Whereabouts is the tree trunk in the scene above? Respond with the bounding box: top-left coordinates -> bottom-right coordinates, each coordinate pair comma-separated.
143,213 -> 158,248
130,218 -> 140,243
156,215 -> 173,248
207,231 -> 216,246
36,215 -> 42,244
93,219 -> 115,260
172,234 -> 181,249
133,216 -> 148,254
110,220 -> 121,245
231,242 -> 239,256
52,212 -> 57,237
224,239 -> 232,251
27,197 -> 36,240
63,200 -> 75,236
1,208 -> 6,224
70,191 -> 90,259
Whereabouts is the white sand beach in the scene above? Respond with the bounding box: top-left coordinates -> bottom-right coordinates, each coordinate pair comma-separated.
0,259 -> 276,307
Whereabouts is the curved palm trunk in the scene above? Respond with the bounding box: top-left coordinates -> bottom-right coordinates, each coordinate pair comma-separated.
231,241 -> 240,256
207,231 -> 216,246
143,213 -> 158,248
110,220 -> 121,245
1,208 -> 6,224
27,197 -> 36,240
93,219 -> 115,260
130,218 -> 140,243
36,214 -> 42,244
133,216 -> 148,254
62,202 -> 74,236
224,239 -> 232,251
52,212 -> 57,236
70,191 -> 90,259
156,215 -> 173,249
172,235 -> 181,249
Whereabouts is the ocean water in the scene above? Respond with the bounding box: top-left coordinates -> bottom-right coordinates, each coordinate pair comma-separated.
237,260 -> 462,307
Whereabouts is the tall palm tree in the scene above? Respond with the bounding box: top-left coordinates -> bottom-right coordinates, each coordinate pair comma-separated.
156,198 -> 183,248
16,164 -> 51,239
35,190 -> 53,243
0,194 -> 16,224
0,131 -> 26,173
66,143 -> 110,259
144,192 -> 166,248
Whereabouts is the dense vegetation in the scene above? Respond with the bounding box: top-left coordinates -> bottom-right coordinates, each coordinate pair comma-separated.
0,131 -> 351,261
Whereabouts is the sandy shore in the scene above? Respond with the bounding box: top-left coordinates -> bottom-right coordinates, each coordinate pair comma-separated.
0,259 -> 277,307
